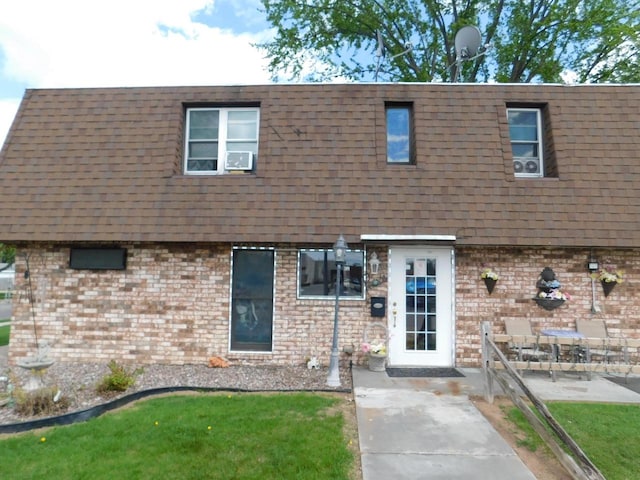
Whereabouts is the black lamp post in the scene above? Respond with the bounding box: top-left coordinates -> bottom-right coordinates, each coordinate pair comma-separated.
327,234 -> 347,387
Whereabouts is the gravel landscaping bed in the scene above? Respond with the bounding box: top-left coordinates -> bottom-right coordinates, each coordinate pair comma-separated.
0,359 -> 352,426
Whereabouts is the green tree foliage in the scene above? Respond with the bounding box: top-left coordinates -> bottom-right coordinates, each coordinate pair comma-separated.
0,243 -> 15,271
258,0 -> 640,83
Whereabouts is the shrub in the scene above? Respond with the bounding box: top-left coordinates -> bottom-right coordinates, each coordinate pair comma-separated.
13,386 -> 70,416
96,360 -> 142,394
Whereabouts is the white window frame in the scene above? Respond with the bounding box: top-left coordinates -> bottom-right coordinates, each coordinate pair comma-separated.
184,107 -> 259,175
507,108 -> 543,178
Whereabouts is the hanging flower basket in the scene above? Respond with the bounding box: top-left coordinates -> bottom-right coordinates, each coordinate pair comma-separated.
480,268 -> 498,294
483,277 -> 497,294
592,267 -> 623,297
601,280 -> 617,297
533,297 -> 565,311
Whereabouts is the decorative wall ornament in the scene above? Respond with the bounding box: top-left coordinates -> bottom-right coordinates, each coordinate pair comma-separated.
534,267 -> 569,310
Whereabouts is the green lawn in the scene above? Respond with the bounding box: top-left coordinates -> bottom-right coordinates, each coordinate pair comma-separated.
0,324 -> 9,346
0,392 -> 355,479
506,402 -> 640,480
548,402 -> 640,480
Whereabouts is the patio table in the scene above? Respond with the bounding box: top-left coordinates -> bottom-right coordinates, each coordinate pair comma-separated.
541,329 -> 585,363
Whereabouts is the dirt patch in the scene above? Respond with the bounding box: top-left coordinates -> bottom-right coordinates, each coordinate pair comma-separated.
471,396 -> 572,480
334,392 -> 363,480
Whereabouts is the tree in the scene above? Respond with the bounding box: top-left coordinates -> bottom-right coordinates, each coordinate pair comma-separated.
0,243 -> 16,271
258,0 -> 640,83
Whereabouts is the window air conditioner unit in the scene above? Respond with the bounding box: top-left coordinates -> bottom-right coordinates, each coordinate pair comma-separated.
513,157 -> 540,175
225,151 -> 254,171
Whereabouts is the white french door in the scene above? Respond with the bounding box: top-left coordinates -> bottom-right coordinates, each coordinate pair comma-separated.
387,247 -> 454,367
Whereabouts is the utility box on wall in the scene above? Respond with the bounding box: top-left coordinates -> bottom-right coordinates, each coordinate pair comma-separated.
370,296 -> 386,317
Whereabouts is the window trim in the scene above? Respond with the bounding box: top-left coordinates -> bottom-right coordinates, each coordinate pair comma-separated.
507,107 -> 543,178
297,248 -> 365,300
184,107 -> 260,175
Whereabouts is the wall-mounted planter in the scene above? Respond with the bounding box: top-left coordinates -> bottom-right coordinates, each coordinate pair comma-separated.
533,298 -> 565,311
483,277 -> 497,294
601,280 -> 617,297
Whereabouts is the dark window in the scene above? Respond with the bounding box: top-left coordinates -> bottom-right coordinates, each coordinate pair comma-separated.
298,249 -> 364,299
69,248 -> 127,270
230,249 -> 274,352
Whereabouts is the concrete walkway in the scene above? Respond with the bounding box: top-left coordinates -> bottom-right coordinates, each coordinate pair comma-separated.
352,366 -> 640,480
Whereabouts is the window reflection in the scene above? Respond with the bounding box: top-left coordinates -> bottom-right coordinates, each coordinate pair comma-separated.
386,104 -> 413,164
298,250 -> 364,298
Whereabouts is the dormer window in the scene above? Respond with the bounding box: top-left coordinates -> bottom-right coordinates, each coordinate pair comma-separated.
507,108 -> 543,177
185,107 -> 259,175
386,103 -> 415,164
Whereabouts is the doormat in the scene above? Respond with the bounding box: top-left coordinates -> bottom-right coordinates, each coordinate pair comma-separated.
385,368 -> 464,378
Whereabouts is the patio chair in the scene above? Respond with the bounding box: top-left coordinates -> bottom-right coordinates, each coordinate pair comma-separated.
575,319 -> 622,363
504,318 -> 549,362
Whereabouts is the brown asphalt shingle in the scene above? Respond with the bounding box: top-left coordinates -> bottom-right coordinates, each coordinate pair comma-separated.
0,83 -> 639,247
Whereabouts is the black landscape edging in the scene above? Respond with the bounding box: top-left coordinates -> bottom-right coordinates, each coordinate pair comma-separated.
0,386 -> 351,434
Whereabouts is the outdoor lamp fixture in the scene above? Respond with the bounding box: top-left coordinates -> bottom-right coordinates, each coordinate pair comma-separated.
368,251 -> 380,275
327,234 -> 348,387
587,255 -> 600,313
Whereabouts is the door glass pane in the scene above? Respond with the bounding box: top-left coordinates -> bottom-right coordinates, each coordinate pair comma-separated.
416,295 -> 425,313
405,257 -> 436,351
406,296 -> 415,313
406,333 -> 415,350
427,315 -> 436,331
405,315 -> 413,331
231,249 -> 274,352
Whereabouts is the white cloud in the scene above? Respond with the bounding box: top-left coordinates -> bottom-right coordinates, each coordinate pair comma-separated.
0,0 -> 275,144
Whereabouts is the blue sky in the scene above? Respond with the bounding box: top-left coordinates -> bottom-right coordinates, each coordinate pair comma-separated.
0,0 -> 277,146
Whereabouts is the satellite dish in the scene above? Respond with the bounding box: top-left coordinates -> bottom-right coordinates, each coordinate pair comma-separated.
454,25 -> 482,60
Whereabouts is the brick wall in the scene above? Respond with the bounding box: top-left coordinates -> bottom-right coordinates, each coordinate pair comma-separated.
456,247 -> 640,365
8,244 -> 639,367
8,244 -> 381,367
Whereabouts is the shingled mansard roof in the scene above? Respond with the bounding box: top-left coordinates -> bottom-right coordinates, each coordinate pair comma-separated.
0,83 -> 638,247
